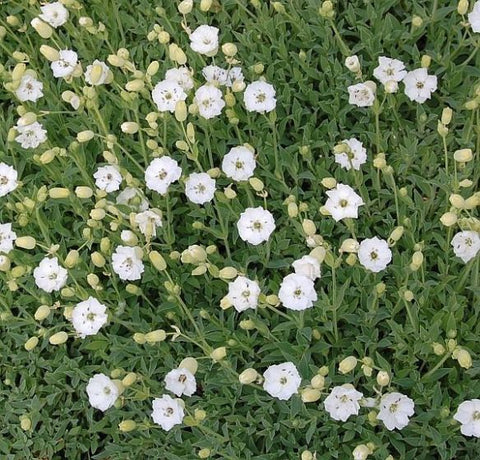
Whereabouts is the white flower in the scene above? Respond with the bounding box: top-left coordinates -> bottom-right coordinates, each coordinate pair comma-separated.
145,156 -> 182,195
38,1 -> 69,28
84,60 -> 111,86
33,257 -> 68,293
15,121 -> 47,149
189,25 -> 219,56
335,138 -> 367,171
278,273 -> 317,311
151,395 -> 185,431
244,81 -> 276,113
227,276 -> 261,312
51,50 -> 78,78
164,368 -> 196,397
202,65 -> 227,86
263,362 -> 301,400
454,399 -> 480,437
0,223 -> 17,254
324,385 -> 363,422
358,237 -> 392,273
237,207 -> 275,245
194,84 -> 225,119
0,163 -> 18,197
185,172 -> 216,205
451,231 -> 480,263
403,68 -> 437,103
292,255 -> 321,280
93,165 -> 122,192
222,146 -> 256,181
71,297 -> 108,338
15,74 -> 43,102
373,56 -> 407,85
112,246 -> 144,281
469,2 -> 480,33
324,183 -> 364,222
134,210 -> 163,238
152,80 -> 187,113
345,55 -> 360,73
86,374 -> 119,412
377,392 -> 415,430
116,187 -> 149,212
165,67 -> 194,92
225,67 -> 244,87
348,81 -> 376,107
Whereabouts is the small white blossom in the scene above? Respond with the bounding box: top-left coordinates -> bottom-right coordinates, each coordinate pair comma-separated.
0,163 -> 18,197
134,210 -> 163,238
263,362 -> 301,400
244,81 -> 276,113
152,80 -> 187,113
71,297 -> 108,338
93,165 -> 122,192
377,392 -> 415,430
15,74 -> 43,102
348,81 -> 376,107
185,172 -> 216,205
335,138 -> 367,171
237,207 -> 275,245
33,257 -> 68,293
292,255 -> 321,280
225,67 -> 245,87
278,273 -> 317,311
164,368 -> 197,397
403,68 -> 437,103
358,237 -> 392,273
165,67 -> 194,92
38,1 -> 69,28
84,60 -> 111,86
194,84 -> 225,119
324,385 -> 363,422
15,121 -> 47,149
145,156 -> 182,195
151,395 -> 185,431
0,223 -> 17,254
221,146 -> 256,181
451,231 -> 480,263
189,25 -> 219,56
469,2 -> 480,33
454,399 -> 480,437
227,276 -> 261,312
86,374 -> 119,412
51,50 -> 78,78
345,55 -> 360,73
112,246 -> 144,281
202,65 -> 228,86
324,183 -> 364,222
373,56 -> 407,85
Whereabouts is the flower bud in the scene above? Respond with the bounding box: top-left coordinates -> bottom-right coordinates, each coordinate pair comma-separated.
133,332 -> 146,344
449,194 -> 465,209
249,177 -> 264,192
345,253 -> 357,266
20,416 -> 32,431
149,251 -> 167,271
441,107 -> 453,125
169,43 -> 187,65
49,187 -> 70,199
412,15 -> 423,27
404,290 -> 414,301
458,0 -> 469,15
440,211 -> 457,227
344,55 -> 360,73
301,388 -> 321,403
239,368 -> 258,384
49,331 -> 68,345
15,236 -> 36,250
34,305 -> 51,321
309,246 -> 326,263
421,55 -> 431,68
287,202 -> 298,218
224,186 -> 237,200
179,357 -> 198,375
119,420 -> 137,432
222,43 -> 238,57
178,0 -> 193,14
385,80 -> 398,93
453,148 -> 473,163
455,349 -> 472,369
145,329 -> 167,343
86,273 -> 100,288
302,219 -> 316,236
24,336 -> 39,351
210,346 -> 227,362
339,238 -> 359,253
121,122 -> 139,134
239,319 -> 255,330
376,371 -> 390,386
77,130 -> 95,143
31,18 -> 53,38
389,226 -> 404,243
39,45 -> 59,61
17,112 -> 37,127
75,186 -> 94,199
175,100 -> 188,122
219,266 -> 238,280
339,356 -> 357,374
432,342 -> 445,355
122,372 -> 137,387
465,99 -> 479,110
352,444 -> 372,460
321,177 -> 337,189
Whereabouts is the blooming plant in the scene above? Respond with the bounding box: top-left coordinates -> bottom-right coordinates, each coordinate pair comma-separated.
0,1 -> 480,459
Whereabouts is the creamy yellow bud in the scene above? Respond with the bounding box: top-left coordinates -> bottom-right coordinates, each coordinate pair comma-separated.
345,253 -> 357,266
239,368 -> 258,384
157,31 -> 170,44
301,452 -> 314,460
15,236 -> 36,250
352,444 -> 372,460
89,208 -> 105,221
287,202 -> 298,218
432,342 -> 446,355
207,167 -> 221,179
458,0 -> 469,15
308,246 -> 325,263
24,336 -> 39,351
344,55 -> 361,73
86,273 -> 100,288
125,284 -> 141,295
74,186 -> 93,199
222,43 -> 238,57
133,332 -> 146,344
373,153 -> 387,169
339,238 -> 359,253
145,329 -> 167,343
118,420 -> 137,432
447,338 -> 457,352
178,0 -> 193,14
34,305 -> 51,321
453,148 -> 473,163
31,18 -> 53,38
38,45 -> 59,62
145,62 -> 159,77
302,219 -> 316,236
181,245 -> 207,264
224,186 -> 237,200
411,251 -> 423,267
200,0 -> 213,10
122,372 -> 137,387
77,130 -> 95,143
88,64 -> 105,85
39,150 -> 56,164
389,226 -> 404,243
175,100 -> 188,122
301,388 -> 321,403
0,256 -> 11,272
198,448 -> 211,459
421,55 -> 431,68
18,112 -> 37,127
412,15 -> 423,27
219,267 -> 238,280
440,211 -> 457,227
339,356 -> 357,374
63,249 -> 79,269
441,107 -> 453,125
321,177 -> 337,189
20,416 -> 32,431
376,370 -> 390,386
149,251 -> 167,271
219,296 -> 232,310
11,266 -> 26,279
120,122 -> 139,134
247,177 -> 263,192
169,43 -> 187,65
89,252 -> 105,268
210,346 -> 227,362
449,194 -> 465,209
456,349 -> 472,369
191,265 -> 207,276
179,357 -> 198,375
49,331 -> 68,345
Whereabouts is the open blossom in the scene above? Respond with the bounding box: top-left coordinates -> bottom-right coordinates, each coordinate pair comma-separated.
225,67 -> 245,87
334,138 -> 367,171
194,84 -> 225,119
38,1 -> 69,28
185,172 -> 216,205
151,395 -> 185,431
244,81 -> 276,113
377,392 -> 415,430
165,67 -> 194,92
348,81 -> 376,107
469,2 -> 480,33
358,237 -> 392,272
15,74 -> 43,102
222,146 -> 256,181
33,257 -> 68,293
202,65 -> 228,86
145,156 -> 182,195
0,223 -> 17,254
71,297 -> 108,338
0,163 -> 18,197
278,273 -> 317,311
51,50 -> 78,78
15,122 -> 47,149
451,231 -> 480,263
227,276 -> 261,312
84,60 -> 111,86
112,246 -> 144,281
263,362 -> 301,400
324,183 -> 364,221
116,187 -> 149,211
189,25 -> 219,56
237,207 -> 275,245
373,56 -> 407,85
324,385 -> 363,422
134,210 -> 163,238
292,255 -> 321,280
86,374 -> 119,412
152,80 -> 187,113
403,68 -> 437,103
93,165 -> 122,192
164,368 -> 196,397
454,399 -> 480,437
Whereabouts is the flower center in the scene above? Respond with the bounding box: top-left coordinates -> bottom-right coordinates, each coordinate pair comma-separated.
370,251 -> 378,260
164,407 -> 174,417
416,82 -> 424,89
179,374 -> 187,383
293,288 -> 303,297
389,403 -> 398,413
280,377 -> 287,385
157,169 -> 167,180
0,176 -> 8,185
253,221 -> 263,230
235,160 -> 244,169
339,199 -> 348,208
195,183 -> 206,194
241,290 -> 251,298
87,312 -> 96,321
473,411 -> 480,420
256,93 -> 266,103
103,386 -> 111,395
